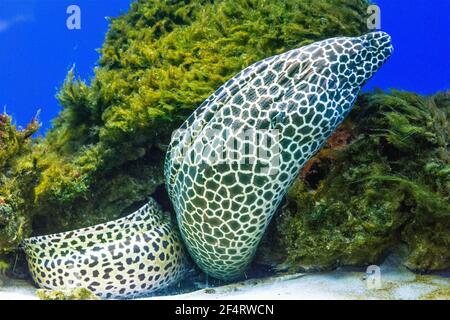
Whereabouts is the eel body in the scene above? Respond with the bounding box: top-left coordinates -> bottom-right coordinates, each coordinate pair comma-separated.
165,32 -> 393,280
23,198 -> 189,299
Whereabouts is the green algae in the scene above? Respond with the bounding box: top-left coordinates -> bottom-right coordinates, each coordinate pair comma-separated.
0,114 -> 39,255
204,288 -> 216,294
37,288 -> 100,300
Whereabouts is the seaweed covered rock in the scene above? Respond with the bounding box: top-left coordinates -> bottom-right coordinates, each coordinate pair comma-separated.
263,91 -> 449,272
24,0 -> 369,237
0,113 -> 39,255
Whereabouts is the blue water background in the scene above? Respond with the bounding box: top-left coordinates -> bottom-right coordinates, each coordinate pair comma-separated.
0,0 -> 449,132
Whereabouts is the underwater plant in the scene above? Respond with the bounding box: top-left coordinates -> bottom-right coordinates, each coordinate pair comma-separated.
36,288 -> 99,300
0,113 -> 39,256
261,90 -> 449,272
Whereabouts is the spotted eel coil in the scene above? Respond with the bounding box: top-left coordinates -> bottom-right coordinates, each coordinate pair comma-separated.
23,198 -> 189,299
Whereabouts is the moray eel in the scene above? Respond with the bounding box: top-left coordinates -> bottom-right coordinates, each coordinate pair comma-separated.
23,198 -> 189,299
165,32 -> 393,280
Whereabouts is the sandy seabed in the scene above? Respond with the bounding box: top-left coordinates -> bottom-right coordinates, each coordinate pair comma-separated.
1,256 -> 448,300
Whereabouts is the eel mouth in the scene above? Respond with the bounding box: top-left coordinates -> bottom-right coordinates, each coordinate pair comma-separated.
364,31 -> 394,58
353,31 -> 393,83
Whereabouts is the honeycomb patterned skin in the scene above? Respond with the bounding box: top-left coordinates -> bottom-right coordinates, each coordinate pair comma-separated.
165,32 -> 393,281
23,199 -> 189,299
